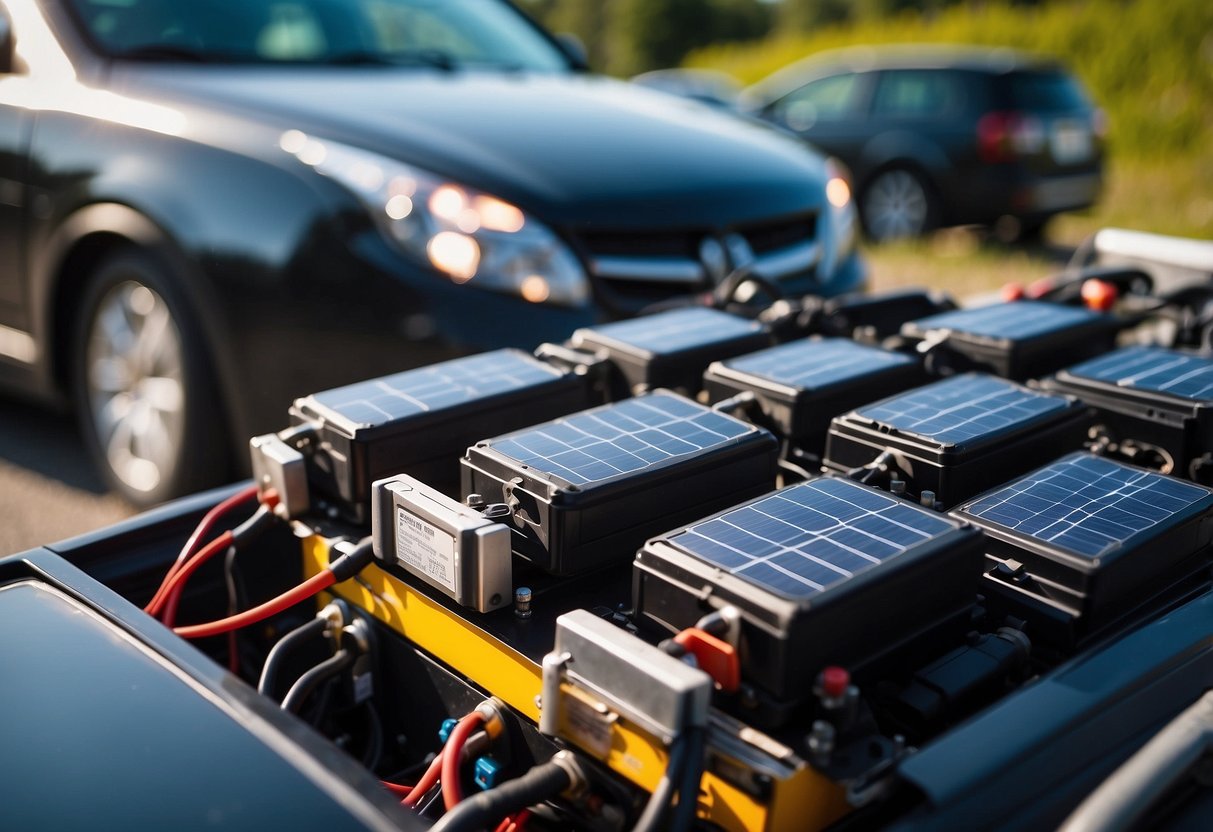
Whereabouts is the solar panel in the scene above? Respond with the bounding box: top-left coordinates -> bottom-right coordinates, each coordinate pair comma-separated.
720,338 -> 915,391
961,453 -> 1211,559
909,302 -> 1100,341
573,307 -> 763,355
669,477 -> 955,599
308,349 -> 563,428
1065,346 -> 1213,402
854,374 -> 1071,446
487,390 -> 753,487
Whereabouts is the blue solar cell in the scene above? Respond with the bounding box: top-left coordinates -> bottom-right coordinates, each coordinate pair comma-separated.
309,350 -> 562,427
486,391 -> 753,487
670,477 -> 955,598
1066,346 -> 1213,402
721,337 -> 915,390
910,302 -> 1101,340
574,307 -> 763,354
961,453 -> 1212,558
854,374 -> 1070,446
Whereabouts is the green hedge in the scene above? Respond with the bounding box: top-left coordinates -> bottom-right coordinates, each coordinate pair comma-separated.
686,0 -> 1213,162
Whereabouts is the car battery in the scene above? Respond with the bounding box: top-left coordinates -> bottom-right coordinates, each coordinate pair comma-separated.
461,390 -> 778,575
954,452 -> 1213,641
816,288 -> 957,341
567,306 -> 770,395
900,301 -> 1120,381
634,476 -> 984,704
289,349 -> 592,522
1042,346 -> 1213,483
823,373 -> 1091,507
702,337 -> 925,457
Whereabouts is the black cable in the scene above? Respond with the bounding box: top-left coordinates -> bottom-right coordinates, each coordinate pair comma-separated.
631,734 -> 690,832
430,759 -> 574,832
670,728 -> 706,832
223,543 -> 248,674
258,616 -> 329,697
281,648 -> 354,713
362,702 -> 384,770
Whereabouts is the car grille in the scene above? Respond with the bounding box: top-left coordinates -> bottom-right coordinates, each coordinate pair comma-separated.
576,213 -> 820,312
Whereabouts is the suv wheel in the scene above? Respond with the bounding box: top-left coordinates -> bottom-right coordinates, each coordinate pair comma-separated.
71,249 -> 227,506
861,168 -> 937,242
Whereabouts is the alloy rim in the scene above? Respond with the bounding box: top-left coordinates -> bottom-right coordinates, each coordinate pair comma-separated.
864,170 -> 929,241
86,281 -> 186,494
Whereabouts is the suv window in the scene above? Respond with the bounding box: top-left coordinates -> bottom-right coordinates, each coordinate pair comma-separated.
872,70 -> 965,118
1005,70 -> 1091,112
775,72 -> 862,131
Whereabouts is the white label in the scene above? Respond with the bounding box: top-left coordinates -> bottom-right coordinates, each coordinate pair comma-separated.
395,506 -> 458,593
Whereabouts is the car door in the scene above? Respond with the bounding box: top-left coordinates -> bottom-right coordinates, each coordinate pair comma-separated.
0,0 -> 31,349
763,69 -> 875,169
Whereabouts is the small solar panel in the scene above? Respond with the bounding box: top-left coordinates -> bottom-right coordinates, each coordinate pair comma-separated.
1066,347 -> 1213,402
307,349 -> 563,429
635,476 -> 983,703
289,349 -> 590,521
909,302 -> 1100,341
575,307 -> 762,354
854,374 -> 1070,447
669,477 -> 954,599
463,391 -> 777,574
721,338 -> 915,391
962,453 -> 1210,559
901,301 -> 1119,381
569,307 -> 769,394
488,391 -> 753,488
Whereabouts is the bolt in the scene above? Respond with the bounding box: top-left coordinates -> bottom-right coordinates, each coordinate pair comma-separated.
515,586 -> 533,619
807,720 -> 836,766
920,490 -> 936,508
889,479 -> 906,496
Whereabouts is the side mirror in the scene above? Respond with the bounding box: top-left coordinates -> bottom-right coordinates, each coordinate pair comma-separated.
554,32 -> 588,72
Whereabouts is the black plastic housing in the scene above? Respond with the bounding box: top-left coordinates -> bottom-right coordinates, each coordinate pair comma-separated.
568,306 -> 770,394
291,349 -> 591,522
817,288 -> 957,341
703,337 -> 926,457
633,476 -> 985,704
461,391 -> 778,575
900,301 -> 1120,381
1041,346 -> 1213,483
823,373 -> 1092,507
953,452 -> 1213,642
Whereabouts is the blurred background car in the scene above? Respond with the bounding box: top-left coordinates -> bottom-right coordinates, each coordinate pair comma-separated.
0,0 -> 863,507
740,45 -> 1106,241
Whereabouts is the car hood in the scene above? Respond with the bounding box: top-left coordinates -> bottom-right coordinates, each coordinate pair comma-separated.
111,67 -> 829,228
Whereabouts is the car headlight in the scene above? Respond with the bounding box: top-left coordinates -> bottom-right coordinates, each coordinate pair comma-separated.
280,130 -> 590,307
824,157 -> 858,261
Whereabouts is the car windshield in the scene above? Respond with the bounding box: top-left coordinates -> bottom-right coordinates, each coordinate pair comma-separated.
65,0 -> 571,71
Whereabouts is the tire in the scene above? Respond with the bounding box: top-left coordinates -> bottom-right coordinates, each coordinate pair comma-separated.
860,167 -> 939,242
70,248 -> 229,506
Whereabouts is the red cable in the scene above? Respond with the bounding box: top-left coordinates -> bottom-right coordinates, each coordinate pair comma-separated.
442,712 -> 487,811
402,751 -> 445,807
150,531 -> 235,628
145,485 -> 258,615
173,570 -> 336,640
493,817 -> 512,832
511,809 -> 532,831
382,781 -> 413,797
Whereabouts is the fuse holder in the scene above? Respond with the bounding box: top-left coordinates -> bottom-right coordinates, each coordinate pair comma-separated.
674,627 -> 740,693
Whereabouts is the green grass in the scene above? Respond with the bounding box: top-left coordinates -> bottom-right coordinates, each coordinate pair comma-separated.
686,0 -> 1213,299
866,156 -> 1213,298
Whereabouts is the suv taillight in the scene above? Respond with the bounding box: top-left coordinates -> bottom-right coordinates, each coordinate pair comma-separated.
977,111 -> 1045,162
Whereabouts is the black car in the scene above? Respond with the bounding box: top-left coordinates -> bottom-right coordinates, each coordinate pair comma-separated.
742,46 -> 1105,241
0,0 -> 864,506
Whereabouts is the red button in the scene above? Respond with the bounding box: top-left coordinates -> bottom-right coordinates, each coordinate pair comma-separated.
821,665 -> 850,699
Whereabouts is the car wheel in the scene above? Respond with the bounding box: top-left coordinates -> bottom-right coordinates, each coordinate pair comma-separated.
71,249 -> 228,506
861,168 -> 938,242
